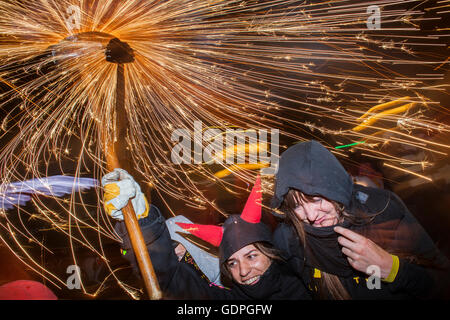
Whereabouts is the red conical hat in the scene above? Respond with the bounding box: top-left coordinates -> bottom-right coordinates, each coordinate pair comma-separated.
240,175 -> 262,224
176,175 -> 262,247
175,222 -> 223,247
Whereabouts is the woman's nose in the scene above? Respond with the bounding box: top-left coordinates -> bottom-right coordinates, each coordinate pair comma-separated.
304,204 -> 318,222
239,261 -> 251,278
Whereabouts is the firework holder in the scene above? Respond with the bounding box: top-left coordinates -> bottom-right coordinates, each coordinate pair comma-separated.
104,38 -> 162,300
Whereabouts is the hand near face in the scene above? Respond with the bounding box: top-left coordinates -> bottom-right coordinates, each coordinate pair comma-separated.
334,226 -> 393,279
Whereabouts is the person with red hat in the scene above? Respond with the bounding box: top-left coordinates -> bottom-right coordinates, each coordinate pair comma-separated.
102,169 -> 311,299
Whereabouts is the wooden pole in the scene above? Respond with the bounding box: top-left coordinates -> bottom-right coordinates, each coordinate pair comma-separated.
103,39 -> 162,300
105,145 -> 162,300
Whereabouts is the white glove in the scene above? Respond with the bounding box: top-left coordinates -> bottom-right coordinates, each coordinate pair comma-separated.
101,168 -> 149,220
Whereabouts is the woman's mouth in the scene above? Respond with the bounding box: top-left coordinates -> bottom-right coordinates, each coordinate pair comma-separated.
313,216 -> 326,226
242,276 -> 260,285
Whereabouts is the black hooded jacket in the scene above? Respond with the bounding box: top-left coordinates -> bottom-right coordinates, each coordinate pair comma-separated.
115,205 -> 312,300
271,140 -> 450,299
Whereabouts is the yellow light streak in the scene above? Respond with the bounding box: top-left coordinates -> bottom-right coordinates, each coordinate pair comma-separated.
383,163 -> 433,182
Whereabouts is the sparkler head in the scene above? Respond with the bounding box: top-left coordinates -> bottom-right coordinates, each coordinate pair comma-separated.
105,38 -> 134,64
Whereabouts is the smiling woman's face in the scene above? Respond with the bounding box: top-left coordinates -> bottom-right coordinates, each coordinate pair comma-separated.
293,191 -> 340,227
225,244 -> 271,285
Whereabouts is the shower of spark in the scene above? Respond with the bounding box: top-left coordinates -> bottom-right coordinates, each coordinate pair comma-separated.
0,0 -> 449,298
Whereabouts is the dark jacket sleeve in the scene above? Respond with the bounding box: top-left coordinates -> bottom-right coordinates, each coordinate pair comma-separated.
114,205 -> 235,300
383,193 -> 450,299
360,188 -> 450,298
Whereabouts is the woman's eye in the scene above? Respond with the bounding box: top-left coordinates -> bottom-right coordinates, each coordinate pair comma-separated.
227,261 -> 236,268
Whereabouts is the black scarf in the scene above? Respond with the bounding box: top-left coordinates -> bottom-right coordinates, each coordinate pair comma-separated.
235,262 -> 311,300
303,221 -> 353,277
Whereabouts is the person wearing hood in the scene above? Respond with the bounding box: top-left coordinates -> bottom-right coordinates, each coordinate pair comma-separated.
271,140 -> 450,299
102,169 -> 311,300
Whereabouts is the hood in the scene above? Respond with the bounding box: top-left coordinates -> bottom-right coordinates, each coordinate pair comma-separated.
219,214 -> 272,265
270,140 -> 353,216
